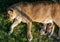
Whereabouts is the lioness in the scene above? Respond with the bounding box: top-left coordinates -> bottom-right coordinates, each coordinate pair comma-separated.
7,2 -> 59,41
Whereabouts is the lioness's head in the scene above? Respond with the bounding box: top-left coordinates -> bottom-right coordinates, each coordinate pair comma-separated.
7,8 -> 17,21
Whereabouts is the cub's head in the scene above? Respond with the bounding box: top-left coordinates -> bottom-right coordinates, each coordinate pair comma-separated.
7,8 -> 17,21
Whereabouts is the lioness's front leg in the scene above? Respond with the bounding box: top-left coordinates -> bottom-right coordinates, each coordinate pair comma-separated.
27,21 -> 33,41
8,19 -> 21,35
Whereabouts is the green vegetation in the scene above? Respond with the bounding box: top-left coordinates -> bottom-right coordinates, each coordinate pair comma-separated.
0,0 -> 60,42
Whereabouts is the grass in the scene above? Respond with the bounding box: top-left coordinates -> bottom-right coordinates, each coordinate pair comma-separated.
0,0 -> 60,42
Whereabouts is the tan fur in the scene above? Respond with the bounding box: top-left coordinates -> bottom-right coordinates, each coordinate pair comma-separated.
7,2 -> 60,41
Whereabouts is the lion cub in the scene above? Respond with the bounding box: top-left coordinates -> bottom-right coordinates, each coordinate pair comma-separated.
7,2 -> 56,41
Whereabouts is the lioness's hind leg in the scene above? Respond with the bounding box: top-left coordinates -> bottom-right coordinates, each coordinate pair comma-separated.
8,19 -> 21,35
39,23 -> 46,35
46,23 -> 55,37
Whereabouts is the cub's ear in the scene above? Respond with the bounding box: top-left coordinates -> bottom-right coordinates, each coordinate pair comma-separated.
8,8 -> 13,14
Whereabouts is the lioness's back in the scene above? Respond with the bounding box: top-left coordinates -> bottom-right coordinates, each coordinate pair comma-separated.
17,2 -> 58,22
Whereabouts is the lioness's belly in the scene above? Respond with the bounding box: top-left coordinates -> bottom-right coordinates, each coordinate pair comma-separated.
33,17 -> 53,24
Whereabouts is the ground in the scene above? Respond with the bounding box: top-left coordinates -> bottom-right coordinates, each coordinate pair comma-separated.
0,0 -> 60,42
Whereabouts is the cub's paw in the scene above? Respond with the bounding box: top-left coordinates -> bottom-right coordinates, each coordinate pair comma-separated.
27,32 -> 33,41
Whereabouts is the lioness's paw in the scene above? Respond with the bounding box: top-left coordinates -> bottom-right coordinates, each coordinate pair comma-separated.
8,32 -> 11,35
27,32 -> 33,41
8,31 -> 13,35
28,36 -> 33,41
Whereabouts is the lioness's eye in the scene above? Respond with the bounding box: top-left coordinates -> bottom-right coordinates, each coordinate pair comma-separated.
10,15 -> 13,17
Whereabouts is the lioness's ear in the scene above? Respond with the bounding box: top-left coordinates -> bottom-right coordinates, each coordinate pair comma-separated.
8,8 -> 13,14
